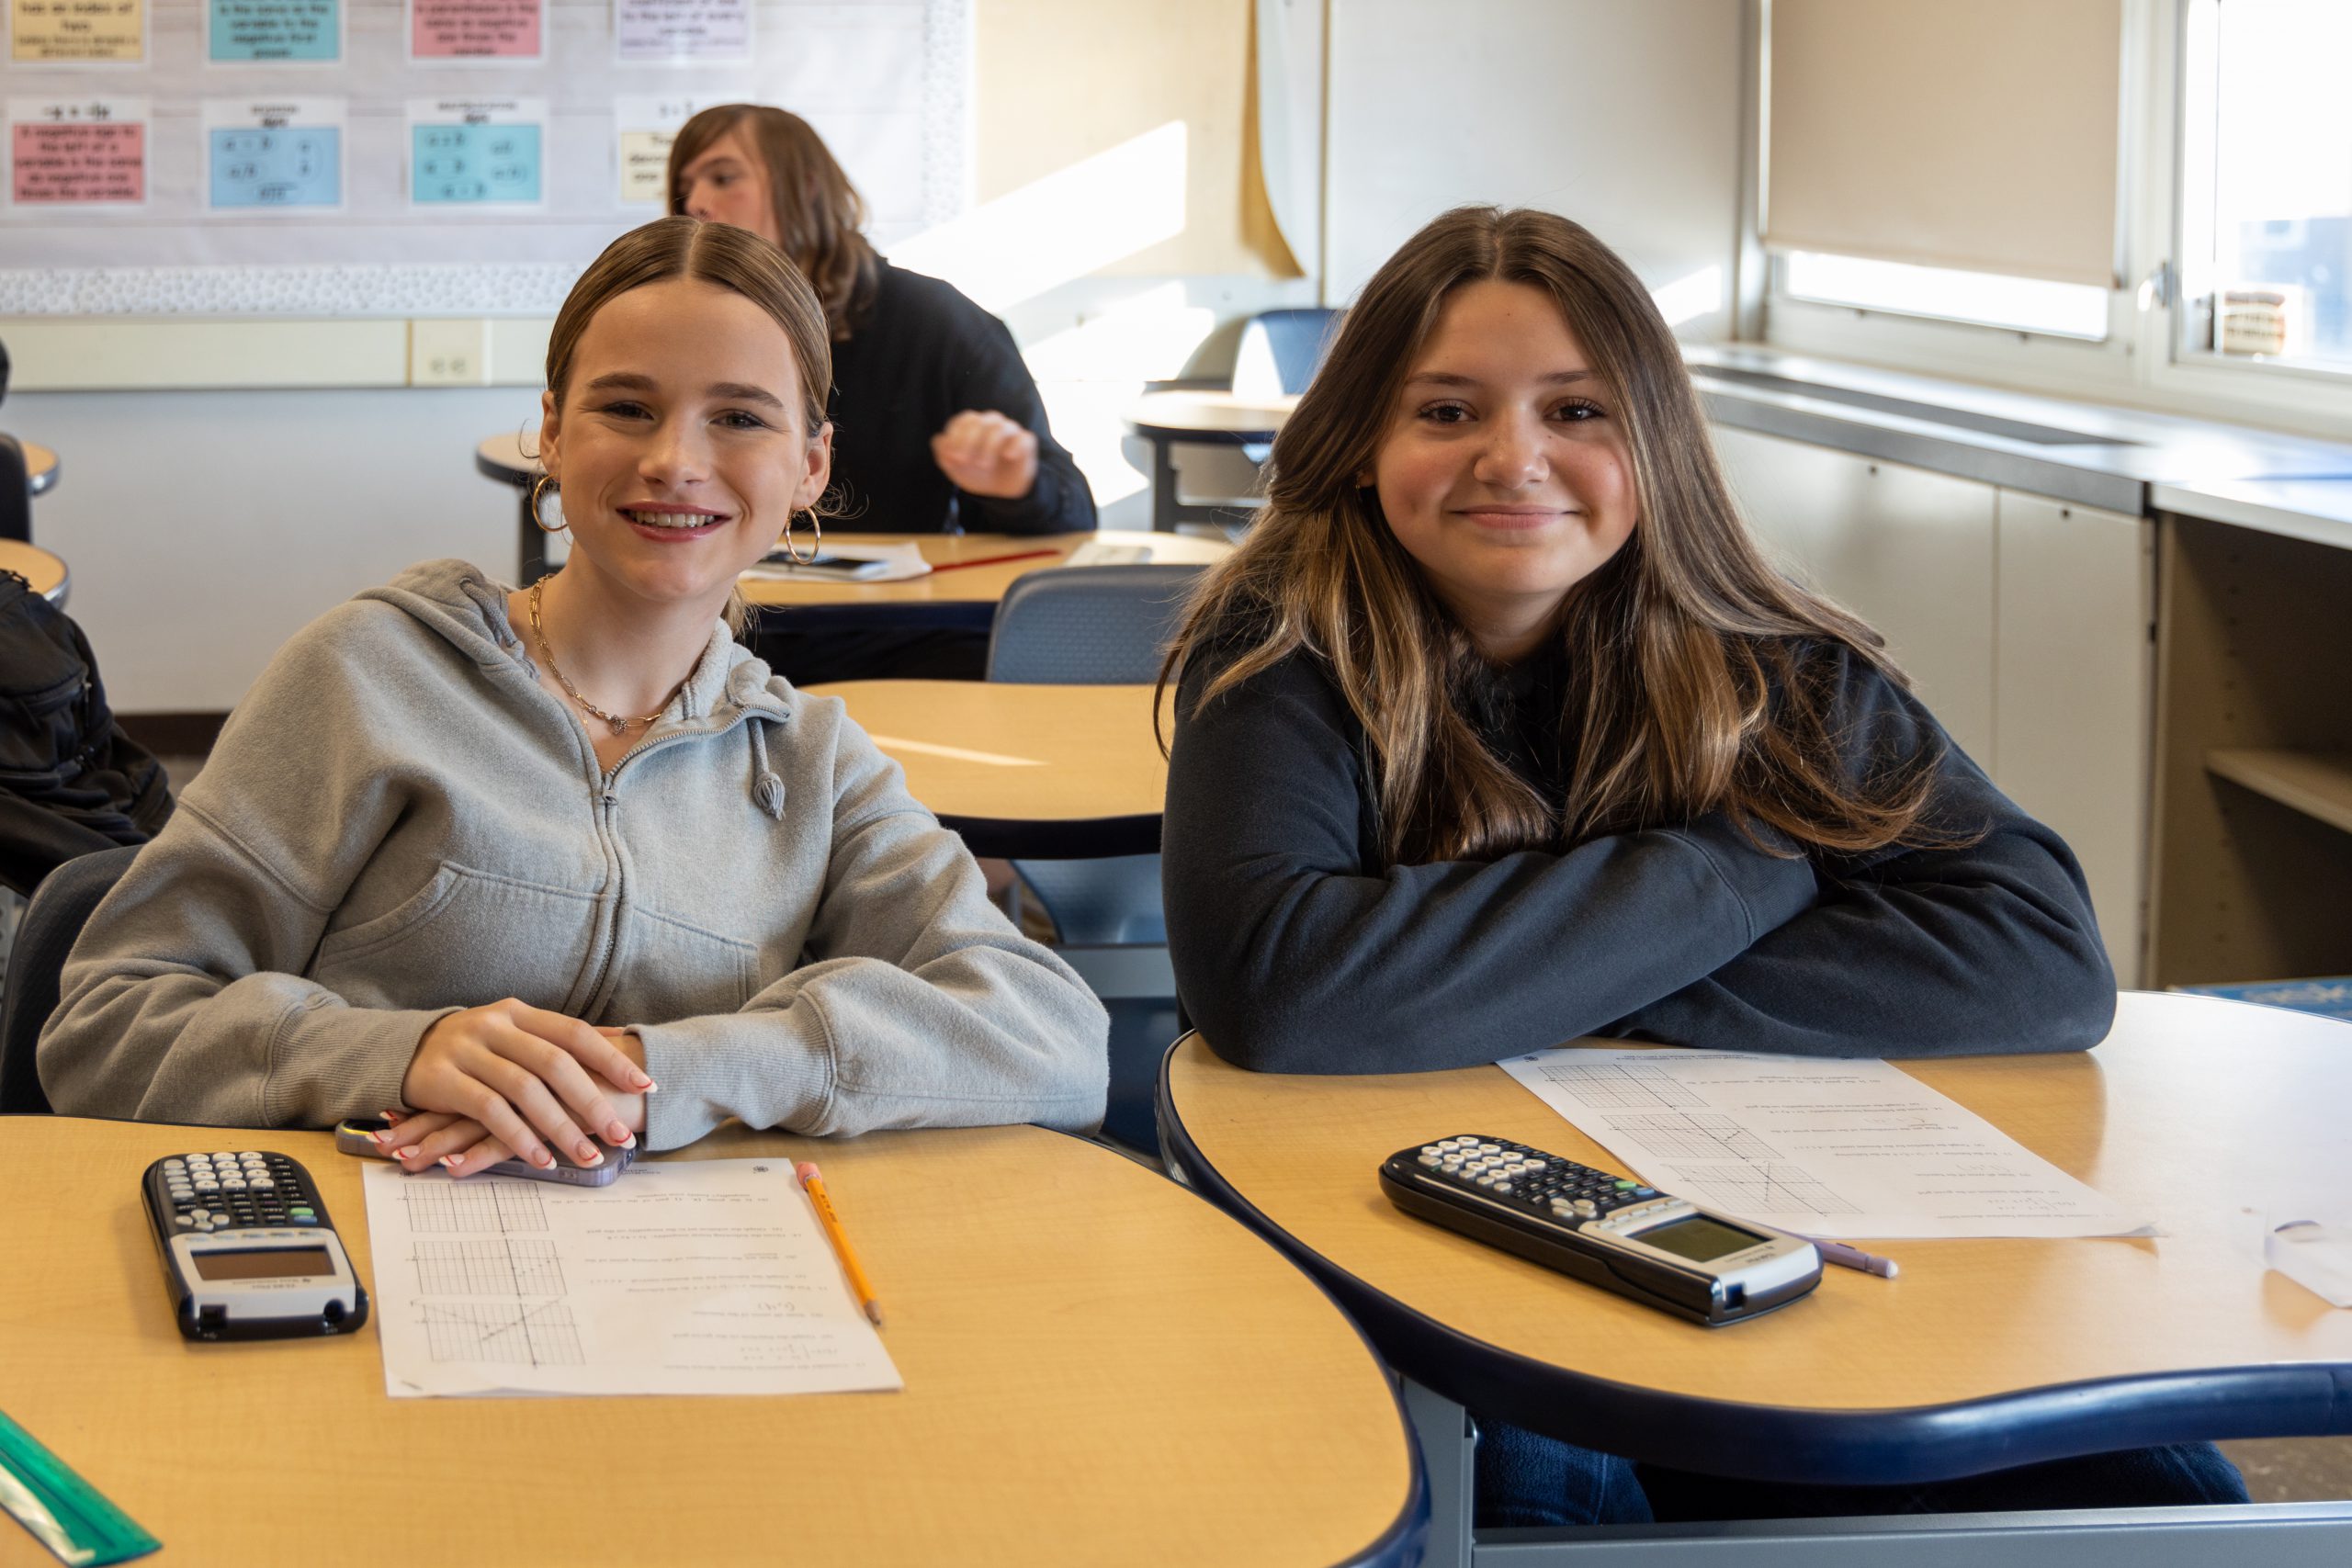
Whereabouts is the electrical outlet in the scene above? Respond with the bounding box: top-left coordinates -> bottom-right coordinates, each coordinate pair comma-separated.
409,319 -> 491,386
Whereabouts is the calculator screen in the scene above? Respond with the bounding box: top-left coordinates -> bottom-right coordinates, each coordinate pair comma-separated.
192,1247 -> 336,1280
1634,1215 -> 1765,1264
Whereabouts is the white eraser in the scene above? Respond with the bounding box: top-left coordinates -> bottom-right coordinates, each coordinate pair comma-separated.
2266,1217 -> 2352,1308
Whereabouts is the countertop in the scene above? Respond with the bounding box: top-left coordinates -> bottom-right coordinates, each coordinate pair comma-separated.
1687,344 -> 2352,547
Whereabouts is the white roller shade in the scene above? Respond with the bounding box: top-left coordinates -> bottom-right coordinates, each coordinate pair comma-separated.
1764,0 -> 2124,288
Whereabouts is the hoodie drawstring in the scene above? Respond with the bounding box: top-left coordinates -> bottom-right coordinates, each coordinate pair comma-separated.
749,722 -> 786,820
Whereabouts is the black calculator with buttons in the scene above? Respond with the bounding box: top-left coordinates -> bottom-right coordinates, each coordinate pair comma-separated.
141,1150 -> 368,1341
1379,1135 -> 1821,1325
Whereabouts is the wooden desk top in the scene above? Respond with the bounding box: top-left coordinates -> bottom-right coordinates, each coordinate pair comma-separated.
741,530 -> 1231,608
808,681 -> 1170,857
0,1118 -> 1418,1568
23,440 -> 58,495
474,430 -> 537,485
1126,390 -> 1300,440
0,538 -> 68,603
1161,990 -> 2352,1482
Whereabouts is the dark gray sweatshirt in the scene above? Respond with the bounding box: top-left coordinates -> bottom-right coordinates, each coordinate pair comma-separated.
1163,636 -> 2115,1073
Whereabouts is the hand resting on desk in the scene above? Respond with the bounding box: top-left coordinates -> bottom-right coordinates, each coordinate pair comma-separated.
393,1004 -> 649,1176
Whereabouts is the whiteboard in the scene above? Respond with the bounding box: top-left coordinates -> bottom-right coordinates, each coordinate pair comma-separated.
0,0 -> 971,314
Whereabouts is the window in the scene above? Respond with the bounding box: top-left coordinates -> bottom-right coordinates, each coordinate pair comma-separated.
2178,0 -> 2352,373
1780,252 -> 2112,340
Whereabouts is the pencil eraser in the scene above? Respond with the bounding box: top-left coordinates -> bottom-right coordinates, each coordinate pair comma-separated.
2266,1216 -> 2352,1308
795,1161 -> 820,1183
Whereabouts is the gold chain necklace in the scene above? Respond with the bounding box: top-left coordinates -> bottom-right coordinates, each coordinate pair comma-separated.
526,578 -> 686,739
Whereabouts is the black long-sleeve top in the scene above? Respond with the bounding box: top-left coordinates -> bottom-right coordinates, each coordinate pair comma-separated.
825,261 -> 1096,536
1163,635 -> 2116,1073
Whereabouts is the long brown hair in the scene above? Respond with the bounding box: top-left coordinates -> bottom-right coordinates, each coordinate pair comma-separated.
544,216 -> 834,635
1161,206 -> 1958,867
666,104 -> 881,342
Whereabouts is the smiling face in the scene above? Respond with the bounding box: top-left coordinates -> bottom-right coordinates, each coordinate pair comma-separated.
1371,279 -> 1639,662
674,126 -> 779,248
538,276 -> 830,619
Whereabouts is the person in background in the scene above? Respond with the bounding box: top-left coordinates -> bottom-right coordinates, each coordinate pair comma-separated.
40,216 -> 1106,1166
669,103 -> 1095,541
1156,204 -> 2245,1526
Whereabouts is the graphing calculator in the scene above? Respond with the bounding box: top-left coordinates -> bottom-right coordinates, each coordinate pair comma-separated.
1378,1135 -> 1822,1325
141,1151 -> 368,1341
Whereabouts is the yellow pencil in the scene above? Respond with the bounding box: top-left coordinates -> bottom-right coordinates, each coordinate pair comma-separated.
797,1161 -> 885,1328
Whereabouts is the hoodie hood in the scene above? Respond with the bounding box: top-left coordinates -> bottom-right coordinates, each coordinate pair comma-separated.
354,558 -> 790,733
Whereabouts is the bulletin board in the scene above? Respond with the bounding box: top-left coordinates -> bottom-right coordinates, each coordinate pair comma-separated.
0,0 -> 971,314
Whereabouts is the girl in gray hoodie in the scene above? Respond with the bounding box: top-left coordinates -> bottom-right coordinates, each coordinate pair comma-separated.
40,218 -> 1108,1168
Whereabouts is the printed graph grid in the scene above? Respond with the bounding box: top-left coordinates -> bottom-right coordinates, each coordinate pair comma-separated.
1606,1113 -> 1781,1161
401,1180 -> 548,1234
413,1239 -> 564,1297
1674,1163 -> 1854,1215
1535,1063 -> 1705,1109
420,1301 -> 584,1366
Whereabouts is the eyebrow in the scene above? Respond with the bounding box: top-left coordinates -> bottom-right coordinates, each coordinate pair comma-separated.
583,372 -> 787,411
1404,370 -> 1598,389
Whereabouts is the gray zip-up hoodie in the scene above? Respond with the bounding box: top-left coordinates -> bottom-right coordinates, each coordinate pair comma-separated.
40,559 -> 1108,1147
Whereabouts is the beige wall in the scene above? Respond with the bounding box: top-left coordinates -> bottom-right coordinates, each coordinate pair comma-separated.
976,0 -> 1295,278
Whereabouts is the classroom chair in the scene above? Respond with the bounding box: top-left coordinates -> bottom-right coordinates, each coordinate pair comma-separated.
0,843 -> 138,1113
986,565 -> 1202,1155
1230,306 -> 1341,401
1142,306 -> 1340,535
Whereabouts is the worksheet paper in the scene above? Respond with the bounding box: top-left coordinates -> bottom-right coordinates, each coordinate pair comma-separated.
1498,1049 -> 2153,1239
361,1159 -> 902,1398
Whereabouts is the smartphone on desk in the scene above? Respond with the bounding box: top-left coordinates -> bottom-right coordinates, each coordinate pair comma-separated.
756,547 -> 891,580
334,1116 -> 635,1187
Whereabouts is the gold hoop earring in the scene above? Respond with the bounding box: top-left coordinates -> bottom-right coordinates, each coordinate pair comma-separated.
777,507 -> 823,565
529,472 -> 568,535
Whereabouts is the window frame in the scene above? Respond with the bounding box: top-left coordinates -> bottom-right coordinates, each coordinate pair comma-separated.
1757,0 -> 2352,442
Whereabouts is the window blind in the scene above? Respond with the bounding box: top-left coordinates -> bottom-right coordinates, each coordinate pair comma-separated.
1763,0 -> 2124,288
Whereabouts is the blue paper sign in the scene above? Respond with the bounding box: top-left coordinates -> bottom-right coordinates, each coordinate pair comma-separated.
209,0 -> 340,62
412,122 -> 542,205
209,125 -> 341,209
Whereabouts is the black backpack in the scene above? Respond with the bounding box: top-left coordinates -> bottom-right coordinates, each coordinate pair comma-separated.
0,568 -> 173,896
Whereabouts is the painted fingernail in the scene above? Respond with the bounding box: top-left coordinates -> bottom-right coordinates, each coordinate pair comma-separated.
606,1121 -> 629,1144
634,1073 -> 654,1090
368,1130 -> 390,1145
576,1144 -> 605,1166
390,1145 -> 417,1160
522,1146 -> 547,1168
380,1110 -> 405,1124
443,1154 -> 463,1169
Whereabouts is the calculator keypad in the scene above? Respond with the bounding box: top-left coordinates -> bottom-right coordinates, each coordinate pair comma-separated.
160,1152 -> 317,1233
1414,1135 -> 1662,1224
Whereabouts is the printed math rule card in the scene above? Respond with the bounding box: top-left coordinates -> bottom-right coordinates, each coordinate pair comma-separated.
408,0 -> 542,62
408,96 -> 546,209
8,98 -> 146,209
207,0 -> 341,63
11,0 -> 146,65
205,99 -> 344,211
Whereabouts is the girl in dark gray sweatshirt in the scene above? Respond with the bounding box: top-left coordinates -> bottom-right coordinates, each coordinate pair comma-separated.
1158,206 -> 2239,1527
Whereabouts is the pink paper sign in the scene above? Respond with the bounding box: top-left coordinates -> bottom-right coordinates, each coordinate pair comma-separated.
411,0 -> 538,59
12,120 -> 145,204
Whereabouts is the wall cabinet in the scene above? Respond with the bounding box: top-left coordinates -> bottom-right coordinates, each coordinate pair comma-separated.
1711,427 -> 2153,985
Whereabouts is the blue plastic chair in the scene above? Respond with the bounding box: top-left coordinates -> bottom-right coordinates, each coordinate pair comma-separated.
1,843 -> 139,1113
987,566 -> 1204,1154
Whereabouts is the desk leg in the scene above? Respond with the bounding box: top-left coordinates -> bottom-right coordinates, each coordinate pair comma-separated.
1402,1377 -> 1476,1568
1150,436 -> 1181,533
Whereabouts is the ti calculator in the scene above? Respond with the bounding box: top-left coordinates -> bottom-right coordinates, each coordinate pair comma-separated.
141,1150 -> 368,1341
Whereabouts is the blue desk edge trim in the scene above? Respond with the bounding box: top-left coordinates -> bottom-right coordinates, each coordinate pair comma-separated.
1153,1040 -> 2352,1487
